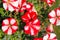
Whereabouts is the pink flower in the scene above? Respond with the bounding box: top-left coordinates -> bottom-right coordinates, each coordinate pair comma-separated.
45,0 -> 55,7
2,18 -> 18,35
46,24 -> 54,32
21,11 -> 37,23
24,19 -> 40,35
3,0 -> 19,12
43,33 -> 57,40
48,8 -> 60,26
33,38 -> 43,40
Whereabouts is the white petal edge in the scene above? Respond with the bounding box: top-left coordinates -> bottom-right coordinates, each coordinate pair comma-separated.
56,19 -> 60,26
3,3 -> 8,10
7,28 -> 12,35
26,4 -> 31,8
24,26 -> 29,30
30,28 -> 34,35
57,9 -> 60,16
49,18 -> 56,24
12,26 -> 18,30
10,19 -> 16,25
43,34 -> 49,40
49,10 -> 56,17
10,1 -> 18,7
33,19 -> 38,24
50,33 -> 56,39
3,19 -> 9,25
33,25 -> 40,30
8,4 -> 14,12
2,26 -> 8,31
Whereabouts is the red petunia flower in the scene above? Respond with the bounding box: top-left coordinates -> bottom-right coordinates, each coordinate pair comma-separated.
3,0 -> 18,12
2,18 -> 18,35
48,8 -> 60,26
46,24 -> 54,32
33,38 -> 43,40
43,33 -> 57,40
45,0 -> 55,7
24,19 -> 40,35
21,11 -> 37,23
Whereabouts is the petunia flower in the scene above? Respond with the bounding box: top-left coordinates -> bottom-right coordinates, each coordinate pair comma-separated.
43,33 -> 57,40
48,8 -> 60,26
3,0 -> 19,12
15,0 -> 26,12
24,19 -> 40,35
2,18 -> 18,35
45,0 -> 55,7
21,11 -> 37,23
46,24 -> 54,32
20,2 -> 33,12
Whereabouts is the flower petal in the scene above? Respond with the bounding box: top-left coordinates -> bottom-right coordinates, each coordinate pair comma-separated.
12,26 -> 18,30
30,28 -> 34,35
33,19 -> 38,24
3,3 -> 8,10
33,25 -> 40,30
10,1 -> 18,7
10,18 -> 16,25
3,19 -> 9,25
57,9 -> 60,16
8,4 -> 14,12
56,19 -> 60,26
2,26 -> 8,31
50,33 -> 57,39
48,10 -> 56,18
7,28 -> 12,35
49,18 -> 56,24
24,26 -> 29,30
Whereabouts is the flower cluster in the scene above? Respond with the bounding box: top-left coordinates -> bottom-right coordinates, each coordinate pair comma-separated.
2,0 -> 58,40
21,7 -> 41,36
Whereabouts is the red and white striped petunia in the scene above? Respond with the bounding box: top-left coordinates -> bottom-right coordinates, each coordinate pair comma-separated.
46,24 -> 54,32
33,38 -> 43,40
15,0 -> 26,12
43,33 -> 57,40
24,19 -> 40,35
21,11 -> 37,23
2,18 -> 18,35
3,0 -> 19,12
48,8 -> 60,26
20,2 -> 33,12
45,0 -> 55,7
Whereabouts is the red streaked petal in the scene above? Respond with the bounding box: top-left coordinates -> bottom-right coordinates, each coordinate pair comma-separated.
12,26 -> 18,30
49,18 -> 56,24
56,19 -> 60,26
48,10 -> 56,18
56,9 -> 60,16
7,28 -> 12,35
